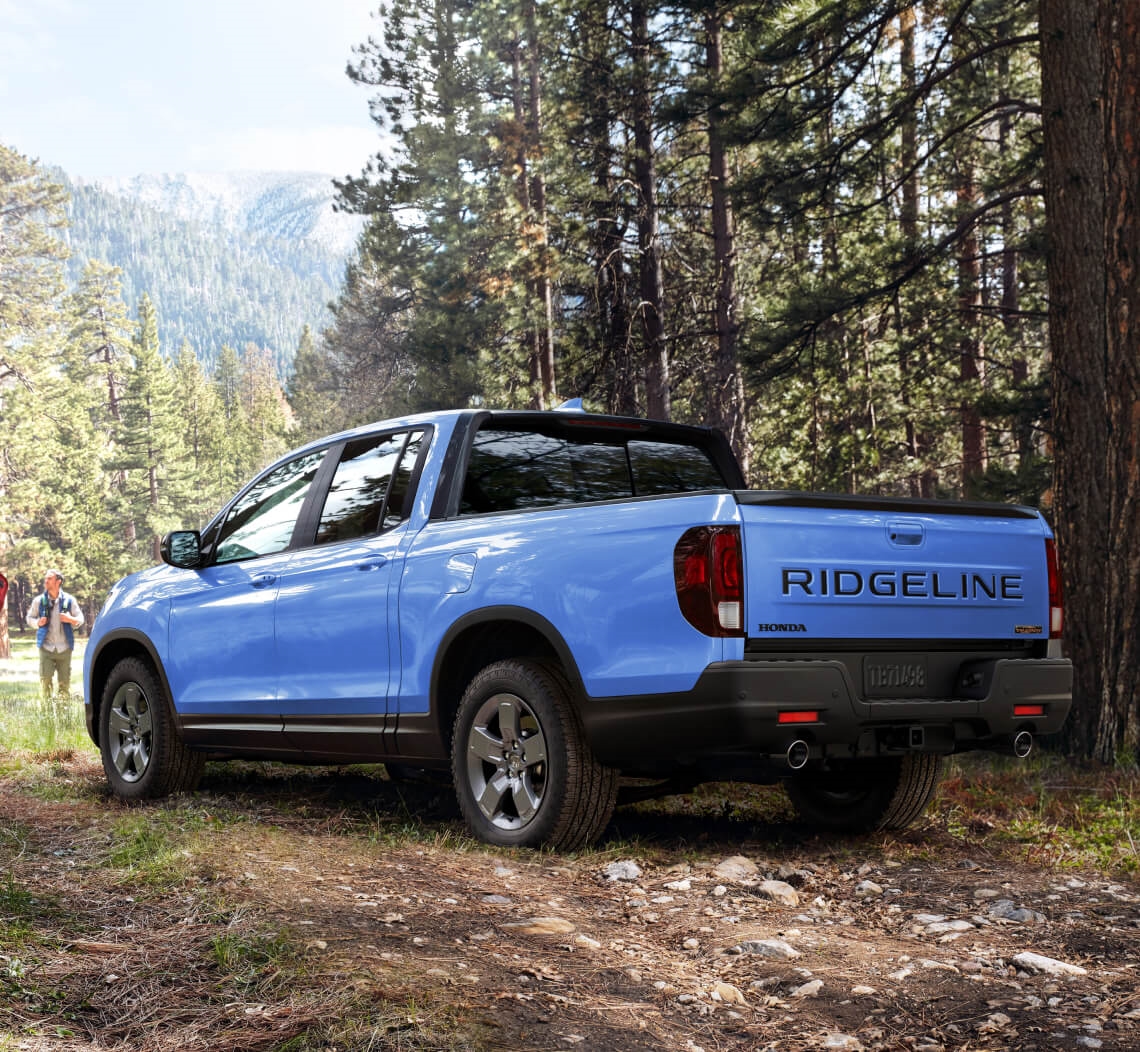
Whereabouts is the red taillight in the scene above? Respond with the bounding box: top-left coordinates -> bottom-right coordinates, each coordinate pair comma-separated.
674,525 -> 744,637
1014,704 -> 1044,717
1045,537 -> 1063,639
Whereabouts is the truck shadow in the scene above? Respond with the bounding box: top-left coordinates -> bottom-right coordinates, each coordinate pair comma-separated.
186,762 -> 831,854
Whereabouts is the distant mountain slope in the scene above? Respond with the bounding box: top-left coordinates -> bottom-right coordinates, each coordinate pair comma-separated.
59,171 -> 364,375
97,171 -> 364,257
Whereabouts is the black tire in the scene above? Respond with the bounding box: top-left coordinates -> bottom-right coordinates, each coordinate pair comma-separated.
785,754 -> 943,832
451,659 -> 618,851
99,657 -> 205,800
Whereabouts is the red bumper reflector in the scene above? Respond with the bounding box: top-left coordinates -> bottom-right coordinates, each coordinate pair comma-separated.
1013,705 -> 1044,717
778,711 -> 819,724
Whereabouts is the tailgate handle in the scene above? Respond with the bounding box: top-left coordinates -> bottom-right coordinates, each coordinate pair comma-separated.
887,521 -> 924,547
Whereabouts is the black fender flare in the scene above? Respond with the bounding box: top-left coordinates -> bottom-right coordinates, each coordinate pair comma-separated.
429,605 -> 588,728
86,629 -> 174,746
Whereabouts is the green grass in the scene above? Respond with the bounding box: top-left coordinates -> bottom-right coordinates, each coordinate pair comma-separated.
0,638 -> 93,754
104,809 -> 221,887
937,753 -> 1140,875
210,927 -> 296,992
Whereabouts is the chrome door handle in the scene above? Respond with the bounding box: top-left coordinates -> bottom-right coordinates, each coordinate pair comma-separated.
251,573 -> 277,588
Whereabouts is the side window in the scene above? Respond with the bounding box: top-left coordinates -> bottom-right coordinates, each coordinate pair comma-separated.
457,428 -> 725,515
628,440 -> 727,495
460,430 -> 576,513
315,430 -> 424,545
215,450 -> 326,564
382,431 -> 424,530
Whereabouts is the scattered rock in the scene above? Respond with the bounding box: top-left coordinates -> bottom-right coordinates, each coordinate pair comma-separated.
502,917 -> 575,936
791,979 -> 823,998
731,938 -> 801,959
988,899 -> 1046,924
920,959 -> 959,973
756,880 -> 800,907
822,1035 -> 864,1051
855,880 -> 883,898
714,855 -> 758,881
1012,951 -> 1088,977
711,981 -> 746,1004
602,861 -> 643,882
924,920 -> 975,935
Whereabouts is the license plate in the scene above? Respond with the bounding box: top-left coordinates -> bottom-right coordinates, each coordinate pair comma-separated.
863,654 -> 929,698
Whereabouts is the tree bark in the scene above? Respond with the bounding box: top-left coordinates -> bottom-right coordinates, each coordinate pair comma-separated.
957,161 -> 987,498
578,0 -> 635,414
631,0 -> 670,420
895,8 -> 934,498
0,580 -> 8,660
1040,0 -> 1107,756
525,0 -> 557,409
704,8 -> 748,475
1096,0 -> 1140,759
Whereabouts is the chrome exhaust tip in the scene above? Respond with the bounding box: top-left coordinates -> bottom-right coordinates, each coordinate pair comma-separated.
1012,730 -> 1033,759
786,740 -> 810,770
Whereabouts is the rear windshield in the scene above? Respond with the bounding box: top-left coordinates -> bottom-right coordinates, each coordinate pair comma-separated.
459,428 -> 728,515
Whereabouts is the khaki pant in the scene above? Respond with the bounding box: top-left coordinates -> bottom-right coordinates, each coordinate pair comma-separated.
39,648 -> 73,699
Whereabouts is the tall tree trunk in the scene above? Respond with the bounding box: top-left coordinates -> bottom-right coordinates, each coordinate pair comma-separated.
998,28 -> 1033,476
1097,0 -> 1140,758
630,0 -> 670,420
0,579 -> 9,660
578,1 -> 634,414
895,8 -> 931,498
953,18 -> 987,498
957,161 -> 987,497
508,34 -> 542,407
525,0 -> 557,408
704,8 -> 747,474
1040,0 -> 1106,757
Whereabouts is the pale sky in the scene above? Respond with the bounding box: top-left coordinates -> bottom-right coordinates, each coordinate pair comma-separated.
0,0 -> 382,179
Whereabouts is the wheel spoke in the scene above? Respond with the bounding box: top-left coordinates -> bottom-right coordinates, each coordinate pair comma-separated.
497,698 -> 520,745
468,725 -> 505,766
134,739 -> 150,773
520,731 -> 546,768
134,706 -> 152,738
113,742 -> 135,775
122,683 -> 142,720
107,707 -> 132,737
478,771 -> 510,818
513,774 -> 541,821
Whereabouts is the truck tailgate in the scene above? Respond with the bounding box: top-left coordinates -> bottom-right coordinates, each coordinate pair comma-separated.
737,493 -> 1051,643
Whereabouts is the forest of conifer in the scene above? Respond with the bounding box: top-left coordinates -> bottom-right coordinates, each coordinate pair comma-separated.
1,0 -> 1137,759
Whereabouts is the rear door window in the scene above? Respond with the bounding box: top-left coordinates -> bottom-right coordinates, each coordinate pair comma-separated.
316,430 -> 425,545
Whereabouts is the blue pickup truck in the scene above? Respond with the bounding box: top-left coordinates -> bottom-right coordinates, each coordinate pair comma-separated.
84,406 -> 1072,849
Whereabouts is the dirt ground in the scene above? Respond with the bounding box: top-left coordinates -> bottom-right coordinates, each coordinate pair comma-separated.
0,753 -> 1137,1051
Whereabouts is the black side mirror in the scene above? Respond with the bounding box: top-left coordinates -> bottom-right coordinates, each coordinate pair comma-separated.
160,530 -> 202,569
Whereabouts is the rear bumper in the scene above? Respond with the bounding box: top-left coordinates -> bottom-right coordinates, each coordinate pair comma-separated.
578,657 -> 1072,776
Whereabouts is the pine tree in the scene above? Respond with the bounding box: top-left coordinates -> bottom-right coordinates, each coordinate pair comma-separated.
286,324 -> 344,443
104,294 -> 188,563
171,341 -> 230,524
65,260 -> 138,546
